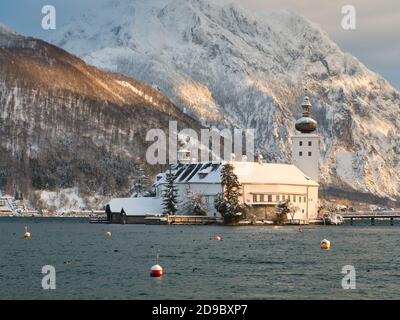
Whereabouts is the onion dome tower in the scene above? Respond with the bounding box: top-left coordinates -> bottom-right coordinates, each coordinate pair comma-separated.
291,89 -> 320,222
295,90 -> 317,133
292,89 -> 320,184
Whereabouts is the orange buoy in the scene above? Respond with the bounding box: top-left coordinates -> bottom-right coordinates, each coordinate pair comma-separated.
214,235 -> 222,241
320,239 -> 331,250
150,264 -> 164,277
23,226 -> 31,239
105,231 -> 112,237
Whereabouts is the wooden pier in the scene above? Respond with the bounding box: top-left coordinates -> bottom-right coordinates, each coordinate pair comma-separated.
285,219 -> 308,225
89,216 -> 109,224
144,215 -> 218,225
166,215 -> 218,225
339,211 -> 400,225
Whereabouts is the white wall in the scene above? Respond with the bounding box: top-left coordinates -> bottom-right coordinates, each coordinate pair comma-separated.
157,182 -> 318,221
292,134 -> 320,183
157,183 -> 222,217
242,184 -> 318,221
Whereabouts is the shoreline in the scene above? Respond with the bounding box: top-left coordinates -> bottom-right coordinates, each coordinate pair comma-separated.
0,215 -> 335,226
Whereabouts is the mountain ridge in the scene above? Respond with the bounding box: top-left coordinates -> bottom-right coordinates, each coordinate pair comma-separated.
48,0 -> 400,202
0,25 -> 200,209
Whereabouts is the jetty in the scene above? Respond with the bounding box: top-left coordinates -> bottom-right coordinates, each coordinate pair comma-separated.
89,216 -> 109,224
146,215 -> 218,225
339,211 -> 400,225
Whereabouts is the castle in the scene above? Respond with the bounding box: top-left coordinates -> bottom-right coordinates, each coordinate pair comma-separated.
106,92 -> 320,224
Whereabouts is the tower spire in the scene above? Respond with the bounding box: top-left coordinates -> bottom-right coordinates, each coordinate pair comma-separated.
295,88 -> 317,133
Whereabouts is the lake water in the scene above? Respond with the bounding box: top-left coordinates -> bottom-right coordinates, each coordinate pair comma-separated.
0,217 -> 399,299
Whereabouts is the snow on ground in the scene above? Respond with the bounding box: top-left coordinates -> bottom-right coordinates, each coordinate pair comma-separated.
38,188 -> 86,213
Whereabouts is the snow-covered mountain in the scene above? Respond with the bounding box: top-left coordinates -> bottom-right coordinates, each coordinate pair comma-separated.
0,24 -> 199,209
50,0 -> 399,203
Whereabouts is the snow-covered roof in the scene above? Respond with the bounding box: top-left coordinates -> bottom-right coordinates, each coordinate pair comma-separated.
153,162 -> 221,186
154,161 -> 318,187
107,197 -> 163,216
233,162 -> 319,186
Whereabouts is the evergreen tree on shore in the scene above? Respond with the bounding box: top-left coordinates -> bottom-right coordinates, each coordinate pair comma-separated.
215,163 -> 245,224
162,166 -> 178,215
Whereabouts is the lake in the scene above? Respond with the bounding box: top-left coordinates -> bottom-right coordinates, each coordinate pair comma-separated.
0,217 -> 399,299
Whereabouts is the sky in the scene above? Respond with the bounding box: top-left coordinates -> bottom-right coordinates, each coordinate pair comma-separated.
0,0 -> 399,90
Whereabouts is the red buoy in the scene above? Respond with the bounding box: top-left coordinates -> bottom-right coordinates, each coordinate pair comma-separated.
150,264 -> 164,277
214,235 -> 222,241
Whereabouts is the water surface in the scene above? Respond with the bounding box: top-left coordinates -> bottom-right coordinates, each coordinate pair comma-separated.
0,217 -> 399,299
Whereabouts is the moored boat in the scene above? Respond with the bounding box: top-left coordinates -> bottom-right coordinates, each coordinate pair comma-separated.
323,213 -> 344,225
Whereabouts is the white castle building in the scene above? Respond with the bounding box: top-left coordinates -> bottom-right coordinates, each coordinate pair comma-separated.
107,93 -> 320,223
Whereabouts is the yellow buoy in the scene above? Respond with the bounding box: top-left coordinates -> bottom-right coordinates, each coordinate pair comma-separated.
23,226 -> 31,239
320,239 -> 331,250
105,231 -> 112,237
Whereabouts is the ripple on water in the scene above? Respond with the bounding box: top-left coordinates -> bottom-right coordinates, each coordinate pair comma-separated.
0,218 -> 400,299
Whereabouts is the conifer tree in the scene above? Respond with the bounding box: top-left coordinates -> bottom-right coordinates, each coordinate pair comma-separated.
162,166 -> 178,215
215,163 -> 245,224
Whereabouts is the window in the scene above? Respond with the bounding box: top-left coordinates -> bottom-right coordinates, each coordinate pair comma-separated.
268,195 -> 272,202
303,196 -> 306,202
302,209 -> 304,213
276,195 -> 280,202
282,195 -> 286,201
253,194 -> 258,202
287,195 -> 291,202
260,195 -> 264,202
308,152 -> 312,156
299,141 -> 303,146
293,195 -> 296,202
299,196 -> 302,203
299,151 -> 303,157
308,141 -> 312,146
